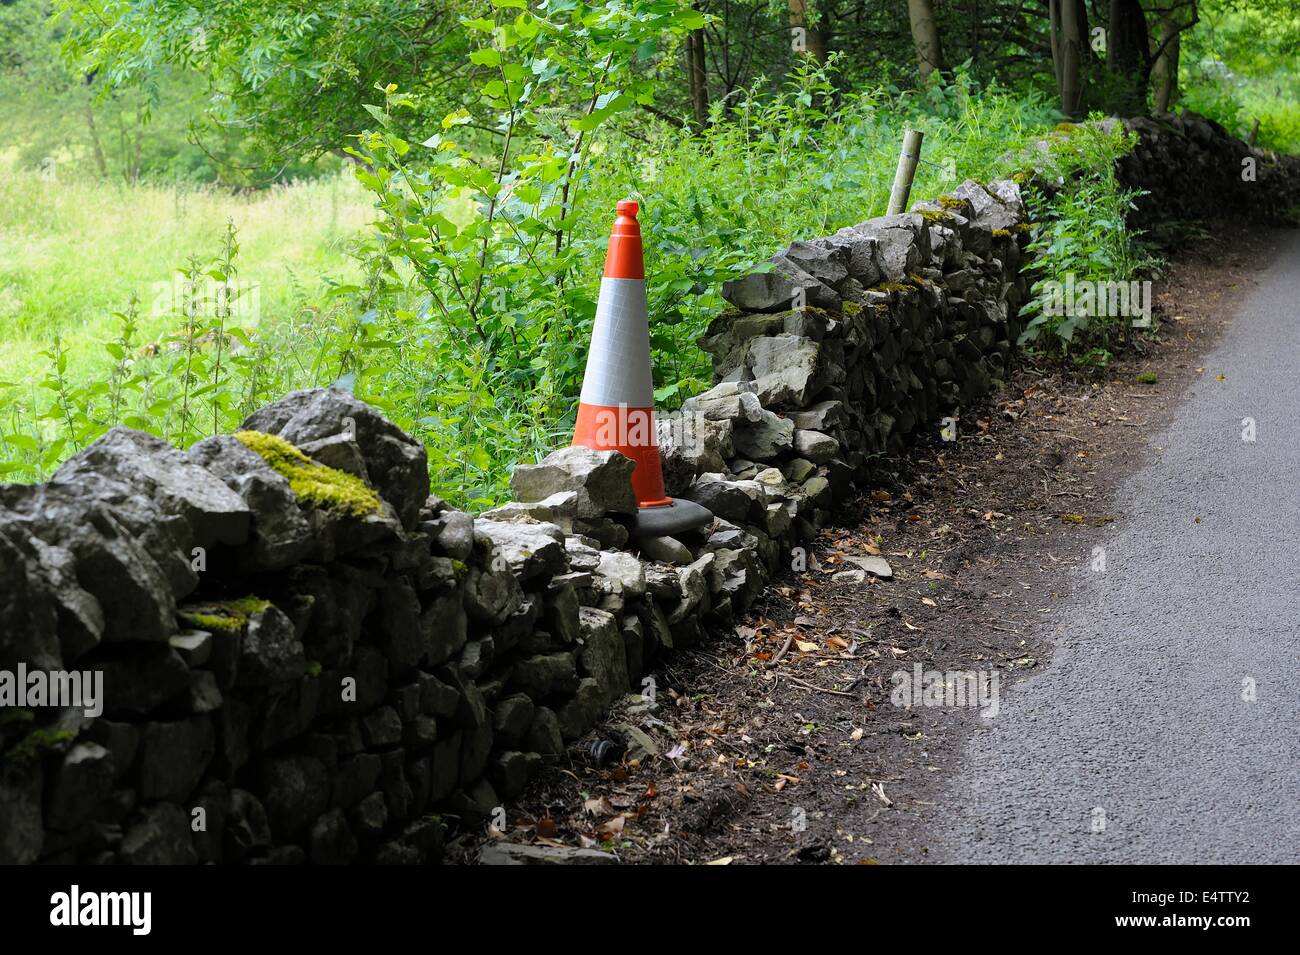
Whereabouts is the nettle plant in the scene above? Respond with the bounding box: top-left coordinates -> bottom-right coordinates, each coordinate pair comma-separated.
344,0 -> 708,505
1018,119 -> 1161,364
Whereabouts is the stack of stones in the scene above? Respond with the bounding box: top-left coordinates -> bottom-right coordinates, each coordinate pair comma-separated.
655,177 -> 1029,522
3,112 -> 1295,865
1114,111 -> 1300,230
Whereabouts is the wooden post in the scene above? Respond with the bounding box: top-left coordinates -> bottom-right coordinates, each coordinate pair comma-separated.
887,129 -> 924,215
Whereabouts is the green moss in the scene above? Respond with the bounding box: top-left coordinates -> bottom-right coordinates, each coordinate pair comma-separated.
235,430 -> 381,518
1136,370 -> 1158,384
906,272 -> 932,287
227,595 -> 271,615
1010,170 -> 1033,185
451,558 -> 468,575
991,228 -> 1012,238
917,208 -> 954,224
872,281 -> 917,294
840,301 -> 863,316
1013,222 -> 1033,234
305,660 -> 322,678
178,595 -> 272,634
1052,122 -> 1079,136
936,194 -> 971,214
4,728 -> 75,769
181,612 -> 245,633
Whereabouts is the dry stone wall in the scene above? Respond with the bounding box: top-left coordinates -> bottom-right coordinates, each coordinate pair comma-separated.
1,111 -> 1294,865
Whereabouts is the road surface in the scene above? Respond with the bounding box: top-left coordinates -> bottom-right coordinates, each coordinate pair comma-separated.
930,232 -> 1300,863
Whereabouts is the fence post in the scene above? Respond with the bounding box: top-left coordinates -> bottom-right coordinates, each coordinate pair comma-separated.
887,128 -> 925,215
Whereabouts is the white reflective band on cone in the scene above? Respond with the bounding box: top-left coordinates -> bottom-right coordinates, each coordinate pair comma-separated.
579,277 -> 654,408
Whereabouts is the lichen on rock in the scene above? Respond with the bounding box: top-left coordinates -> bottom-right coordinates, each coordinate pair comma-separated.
233,430 -> 381,518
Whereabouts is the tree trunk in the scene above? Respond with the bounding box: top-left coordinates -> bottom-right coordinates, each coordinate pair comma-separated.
1108,0 -> 1151,110
1051,0 -> 1085,118
85,105 -> 108,179
685,24 -> 709,128
1152,15 -> 1181,111
907,0 -> 947,81
788,0 -> 828,64
1152,1 -> 1196,112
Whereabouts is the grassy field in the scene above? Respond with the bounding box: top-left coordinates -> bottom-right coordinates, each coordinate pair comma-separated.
0,152 -> 373,387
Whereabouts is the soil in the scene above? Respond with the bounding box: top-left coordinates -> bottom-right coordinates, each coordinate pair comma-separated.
449,222 -> 1287,865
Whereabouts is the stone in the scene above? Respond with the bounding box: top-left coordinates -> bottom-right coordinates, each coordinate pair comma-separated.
422,509 -> 474,561
510,446 -> 637,518
463,565 -> 524,626
332,753 -> 382,809
188,436 -> 315,572
480,492 -> 577,533
297,431 -> 369,479
732,410 -> 794,462
0,486 -> 179,646
349,791 -> 388,841
96,646 -> 191,718
793,429 -> 839,464
492,694 -> 536,748
594,550 -> 646,598
225,788 -> 272,861
139,717 -> 214,802
309,808 -> 358,865
488,750 -> 543,799
242,387 -> 429,529
526,707 -> 564,758
168,629 -> 213,667
682,477 -> 760,524
85,720 -> 139,782
375,576 -> 424,669
54,426 -> 252,551
510,652 -> 579,699
637,535 -> 692,565
237,604 -> 307,687
571,516 -> 629,549
360,706 -> 403,750
422,589 -> 468,665
746,335 -> 823,409
260,755 -> 330,838
555,678 -> 604,741
478,842 -> 618,865
119,803 -> 197,865
951,179 -> 1021,233
844,555 -> 893,579
474,519 -> 566,582
577,607 -> 629,706
779,239 -> 851,287
721,258 -> 840,313
0,763 -> 42,864
419,673 -> 461,718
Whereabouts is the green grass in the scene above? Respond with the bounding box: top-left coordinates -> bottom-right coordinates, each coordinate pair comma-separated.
0,151 -> 371,386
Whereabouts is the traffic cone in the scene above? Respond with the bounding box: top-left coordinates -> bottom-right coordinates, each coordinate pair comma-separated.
572,201 -> 710,537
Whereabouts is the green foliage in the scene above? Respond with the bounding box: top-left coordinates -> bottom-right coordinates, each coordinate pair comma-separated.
1181,0 -> 1300,153
1017,120 -> 1162,362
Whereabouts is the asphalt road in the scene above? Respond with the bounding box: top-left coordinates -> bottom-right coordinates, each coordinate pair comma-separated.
930,232 -> 1300,864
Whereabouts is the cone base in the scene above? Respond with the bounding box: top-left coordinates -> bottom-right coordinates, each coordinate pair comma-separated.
629,498 -> 713,540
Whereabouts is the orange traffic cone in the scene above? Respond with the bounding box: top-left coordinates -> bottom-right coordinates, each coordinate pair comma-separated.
572,201 -> 710,537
